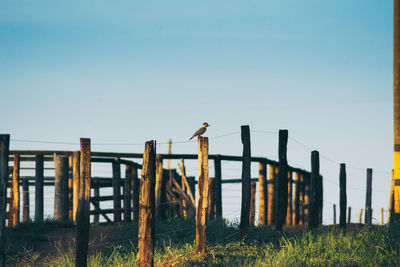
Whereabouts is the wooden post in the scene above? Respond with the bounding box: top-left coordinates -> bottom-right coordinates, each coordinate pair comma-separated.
359,209 -> 363,223
303,173 -> 310,226
93,180 -> 99,224
339,163 -> 347,229
35,155 -> 44,222
124,165 -> 133,222
250,182 -> 256,226
112,157 -> 122,222
196,136 -> 209,254
308,151 -> 319,230
258,162 -> 267,225
0,134 -> 10,267
292,172 -> 300,225
132,166 -> 140,222
214,155 -> 222,220
347,207 -> 351,223
75,138 -> 91,267
275,130 -> 288,231
155,154 -> 163,218
11,154 -> 20,227
208,178 -> 215,220
365,168 -> 373,225
381,208 -> 384,225
318,175 -> 323,225
286,171 -> 293,226
22,179 -> 29,222
72,151 -> 80,222
393,0 -> 400,219
333,204 -> 336,225
68,156 -> 73,220
299,173 -> 304,225
240,125 -> 251,239
138,140 -> 156,267
54,155 -> 69,222
267,165 -> 276,225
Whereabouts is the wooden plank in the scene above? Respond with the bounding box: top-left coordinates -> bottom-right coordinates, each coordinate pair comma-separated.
138,141 -> 156,267
267,165 -> 276,225
68,156 -> 73,220
299,173 -> 305,225
365,168 -> 372,225
178,162 -> 195,207
292,172 -> 300,225
54,154 -> 69,222
0,134 -> 10,267
90,200 -> 111,223
308,150 -> 319,230
207,178 -> 215,220
35,155 -> 44,222
11,154 -> 20,227
22,179 -> 29,222
75,138 -> 91,267
239,125 -> 251,239
196,136 -> 209,254
132,166 -> 140,222
214,155 -> 222,220
286,171 -> 293,226
258,162 -> 267,225
171,176 -> 195,216
155,155 -> 163,218
92,179 -> 100,224
124,165 -> 132,222
275,130 -> 288,231
112,158 -> 122,222
250,182 -> 256,226
339,163 -> 347,229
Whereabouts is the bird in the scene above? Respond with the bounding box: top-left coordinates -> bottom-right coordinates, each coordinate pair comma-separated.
189,122 -> 210,140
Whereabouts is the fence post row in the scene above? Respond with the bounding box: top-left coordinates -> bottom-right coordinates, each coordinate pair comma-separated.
339,163 -> 347,229
138,140 -> 156,267
75,138 -> 91,267
239,125 -> 251,239
0,134 -> 10,267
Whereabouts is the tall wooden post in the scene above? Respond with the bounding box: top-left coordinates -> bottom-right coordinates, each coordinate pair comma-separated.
11,154 -> 20,227
75,138 -> 91,267
347,207 -> 352,223
365,168 -> 373,225
292,172 -> 300,225
393,0 -> 400,219
214,155 -> 222,220
267,165 -> 276,225
54,155 -> 69,222
196,136 -> 209,254
339,163 -> 347,229
239,125 -> 251,239
0,135 -> 10,267
318,175 -> 323,225
286,171 -> 293,226
35,155 -> 44,222
124,165 -> 133,222
308,151 -> 319,230
22,179 -> 29,222
138,141 -> 156,267
208,178 -> 215,220
249,182 -> 256,225
258,162 -> 267,225
72,151 -> 80,222
112,158 -> 122,222
275,130 -> 288,231
68,156 -> 73,220
132,166 -> 140,222
155,155 -> 163,218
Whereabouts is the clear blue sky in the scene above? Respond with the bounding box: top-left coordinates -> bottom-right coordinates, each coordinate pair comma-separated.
0,0 -> 393,224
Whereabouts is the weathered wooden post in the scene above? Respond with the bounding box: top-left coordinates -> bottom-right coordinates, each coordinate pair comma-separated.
35,155 -> 44,222
138,140 -> 156,267
124,165 -> 133,222
292,171 -> 300,225
308,151 -> 319,230
239,125 -> 251,239
365,168 -> 373,225
93,179 -> 100,224
299,173 -> 305,225
347,207 -> 351,224
22,179 -> 29,222
54,155 -> 69,222
258,162 -> 267,225
333,204 -> 336,225
318,175 -> 323,225
196,136 -> 209,254
275,130 -> 288,231
250,182 -> 256,225
0,134 -> 10,267
11,154 -> 20,227
68,156 -> 73,220
339,163 -> 347,229
155,155 -> 163,218
132,166 -> 140,222
214,155 -> 222,220
112,157 -> 122,222
75,138 -> 91,267
359,209 -> 363,223
286,171 -> 293,226
72,151 -> 80,222
267,165 -> 276,225
207,178 -> 215,220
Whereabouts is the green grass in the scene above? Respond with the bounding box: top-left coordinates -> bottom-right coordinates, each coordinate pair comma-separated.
6,218 -> 400,266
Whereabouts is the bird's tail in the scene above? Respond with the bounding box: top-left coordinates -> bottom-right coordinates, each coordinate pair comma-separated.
189,136 -> 193,141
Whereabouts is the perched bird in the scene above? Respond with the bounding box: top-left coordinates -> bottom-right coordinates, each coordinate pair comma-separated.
189,122 -> 210,140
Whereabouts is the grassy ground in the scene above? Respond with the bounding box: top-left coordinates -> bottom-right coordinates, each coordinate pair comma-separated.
5,218 -> 400,266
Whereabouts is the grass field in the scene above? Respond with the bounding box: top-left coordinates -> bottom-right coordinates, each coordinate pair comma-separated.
5,218 -> 400,266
